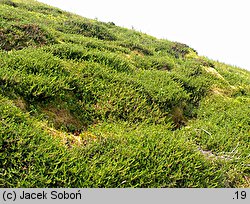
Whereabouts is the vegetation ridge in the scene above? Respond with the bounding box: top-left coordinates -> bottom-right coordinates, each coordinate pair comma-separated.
0,0 -> 249,187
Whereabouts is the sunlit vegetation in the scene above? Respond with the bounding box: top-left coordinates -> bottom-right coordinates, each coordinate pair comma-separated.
0,0 -> 249,187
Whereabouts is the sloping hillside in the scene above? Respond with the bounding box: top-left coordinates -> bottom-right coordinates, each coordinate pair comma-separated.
0,0 -> 249,187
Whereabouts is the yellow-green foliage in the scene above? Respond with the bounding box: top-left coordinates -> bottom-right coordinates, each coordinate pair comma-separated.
0,0 -> 249,187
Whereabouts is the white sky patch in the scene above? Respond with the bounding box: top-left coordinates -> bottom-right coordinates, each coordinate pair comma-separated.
37,0 -> 250,71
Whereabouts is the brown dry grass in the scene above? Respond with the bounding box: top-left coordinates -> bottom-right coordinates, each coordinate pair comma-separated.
42,106 -> 81,129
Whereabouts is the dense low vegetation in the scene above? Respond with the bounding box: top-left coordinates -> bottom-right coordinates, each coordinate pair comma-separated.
0,0 -> 249,187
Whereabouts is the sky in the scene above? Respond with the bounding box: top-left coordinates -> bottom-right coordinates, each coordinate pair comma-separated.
38,0 -> 250,71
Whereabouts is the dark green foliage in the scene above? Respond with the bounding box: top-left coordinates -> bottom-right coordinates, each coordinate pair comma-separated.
118,41 -> 154,55
58,19 -> 116,41
169,42 -> 197,58
194,57 -> 215,68
0,0 -> 18,7
0,0 -> 249,188
45,43 -> 134,72
60,34 -> 130,54
0,23 -> 56,51
132,55 -> 175,70
20,3 -> 64,16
